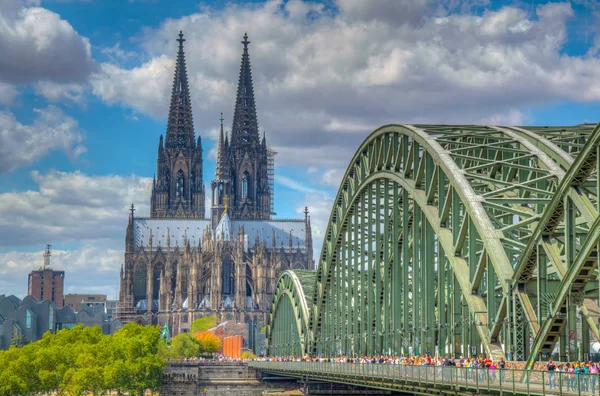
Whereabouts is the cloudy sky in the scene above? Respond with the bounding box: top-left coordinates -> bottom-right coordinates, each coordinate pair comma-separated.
1,0 -> 600,299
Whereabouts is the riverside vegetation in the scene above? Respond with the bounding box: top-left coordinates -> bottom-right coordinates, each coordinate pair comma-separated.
0,316 -> 224,396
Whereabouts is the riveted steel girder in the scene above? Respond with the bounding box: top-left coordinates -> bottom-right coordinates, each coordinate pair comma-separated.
308,124 -> 576,360
266,123 -> 600,366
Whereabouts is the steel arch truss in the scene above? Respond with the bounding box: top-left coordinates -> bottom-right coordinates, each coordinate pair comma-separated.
267,123 -> 600,365
310,124 -> 578,359
267,270 -> 314,357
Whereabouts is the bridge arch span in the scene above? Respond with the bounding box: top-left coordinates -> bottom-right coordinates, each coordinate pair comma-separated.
267,270 -> 315,357
268,123 -> 600,365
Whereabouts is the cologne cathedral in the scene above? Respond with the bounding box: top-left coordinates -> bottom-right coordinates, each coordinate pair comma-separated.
117,32 -> 313,336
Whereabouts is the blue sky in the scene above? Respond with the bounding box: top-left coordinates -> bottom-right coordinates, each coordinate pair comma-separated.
1,0 -> 600,298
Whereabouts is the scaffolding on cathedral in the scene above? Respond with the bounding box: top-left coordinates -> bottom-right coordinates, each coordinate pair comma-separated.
267,149 -> 276,216
114,295 -> 136,323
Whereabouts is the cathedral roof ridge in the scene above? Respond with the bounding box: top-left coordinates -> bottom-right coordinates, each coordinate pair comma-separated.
232,218 -> 305,223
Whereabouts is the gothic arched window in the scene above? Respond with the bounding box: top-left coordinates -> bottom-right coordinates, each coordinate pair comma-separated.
242,173 -> 248,199
133,262 -> 147,302
153,263 -> 164,301
222,256 -> 234,296
176,170 -> 184,198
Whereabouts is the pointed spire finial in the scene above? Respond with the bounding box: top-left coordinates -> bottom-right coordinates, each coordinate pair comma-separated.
216,114 -> 226,179
177,30 -> 185,47
242,32 -> 250,49
304,206 -> 309,222
130,203 -> 135,219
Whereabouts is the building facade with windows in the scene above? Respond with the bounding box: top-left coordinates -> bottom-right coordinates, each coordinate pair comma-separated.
117,32 -> 313,336
27,245 -> 65,308
64,293 -> 107,311
0,294 -> 123,350
0,295 -> 76,350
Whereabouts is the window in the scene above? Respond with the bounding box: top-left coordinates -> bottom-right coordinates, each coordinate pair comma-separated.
26,310 -> 32,329
133,262 -> 147,301
242,173 -> 248,199
224,296 -> 232,309
57,323 -> 76,331
176,170 -> 185,198
222,257 -> 232,295
153,264 -> 163,301
48,305 -> 54,331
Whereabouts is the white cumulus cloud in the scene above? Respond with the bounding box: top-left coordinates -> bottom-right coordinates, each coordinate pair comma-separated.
88,1 -> 600,170
0,2 -> 95,84
0,245 -> 122,299
0,170 -> 152,247
0,106 -> 86,173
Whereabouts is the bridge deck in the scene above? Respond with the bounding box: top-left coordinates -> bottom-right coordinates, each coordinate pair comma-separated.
249,362 -> 599,395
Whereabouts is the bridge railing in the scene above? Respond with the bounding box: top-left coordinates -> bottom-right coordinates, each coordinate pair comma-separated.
249,361 -> 600,395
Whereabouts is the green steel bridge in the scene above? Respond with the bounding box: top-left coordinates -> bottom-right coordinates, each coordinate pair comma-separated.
266,123 -> 600,371
248,361 -> 598,395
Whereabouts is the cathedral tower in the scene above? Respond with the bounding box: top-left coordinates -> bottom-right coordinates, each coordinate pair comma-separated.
151,31 -> 205,218
211,33 -> 271,225
120,32 -> 312,340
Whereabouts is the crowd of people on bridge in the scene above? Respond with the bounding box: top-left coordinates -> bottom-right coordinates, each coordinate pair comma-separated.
256,353 -> 600,393
546,359 -> 600,393
258,353 -> 505,370
167,351 -> 600,393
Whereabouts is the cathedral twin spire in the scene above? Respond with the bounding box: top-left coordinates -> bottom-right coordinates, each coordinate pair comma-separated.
151,31 -> 204,219
211,32 -> 271,222
152,30 -> 269,221
230,33 -> 260,151
165,31 -> 194,149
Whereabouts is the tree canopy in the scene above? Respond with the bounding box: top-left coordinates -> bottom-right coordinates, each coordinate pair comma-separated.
0,323 -> 166,396
169,333 -> 202,359
193,332 -> 222,354
190,315 -> 217,333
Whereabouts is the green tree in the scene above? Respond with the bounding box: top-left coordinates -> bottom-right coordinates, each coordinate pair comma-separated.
0,322 -> 166,396
190,315 -> 218,333
0,344 -> 39,396
103,323 -> 166,395
169,333 -> 201,358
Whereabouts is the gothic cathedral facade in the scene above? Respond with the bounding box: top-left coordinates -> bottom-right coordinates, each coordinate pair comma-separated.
118,32 -> 313,336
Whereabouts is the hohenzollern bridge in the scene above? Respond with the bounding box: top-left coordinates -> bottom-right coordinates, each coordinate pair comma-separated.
249,123 -> 600,395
